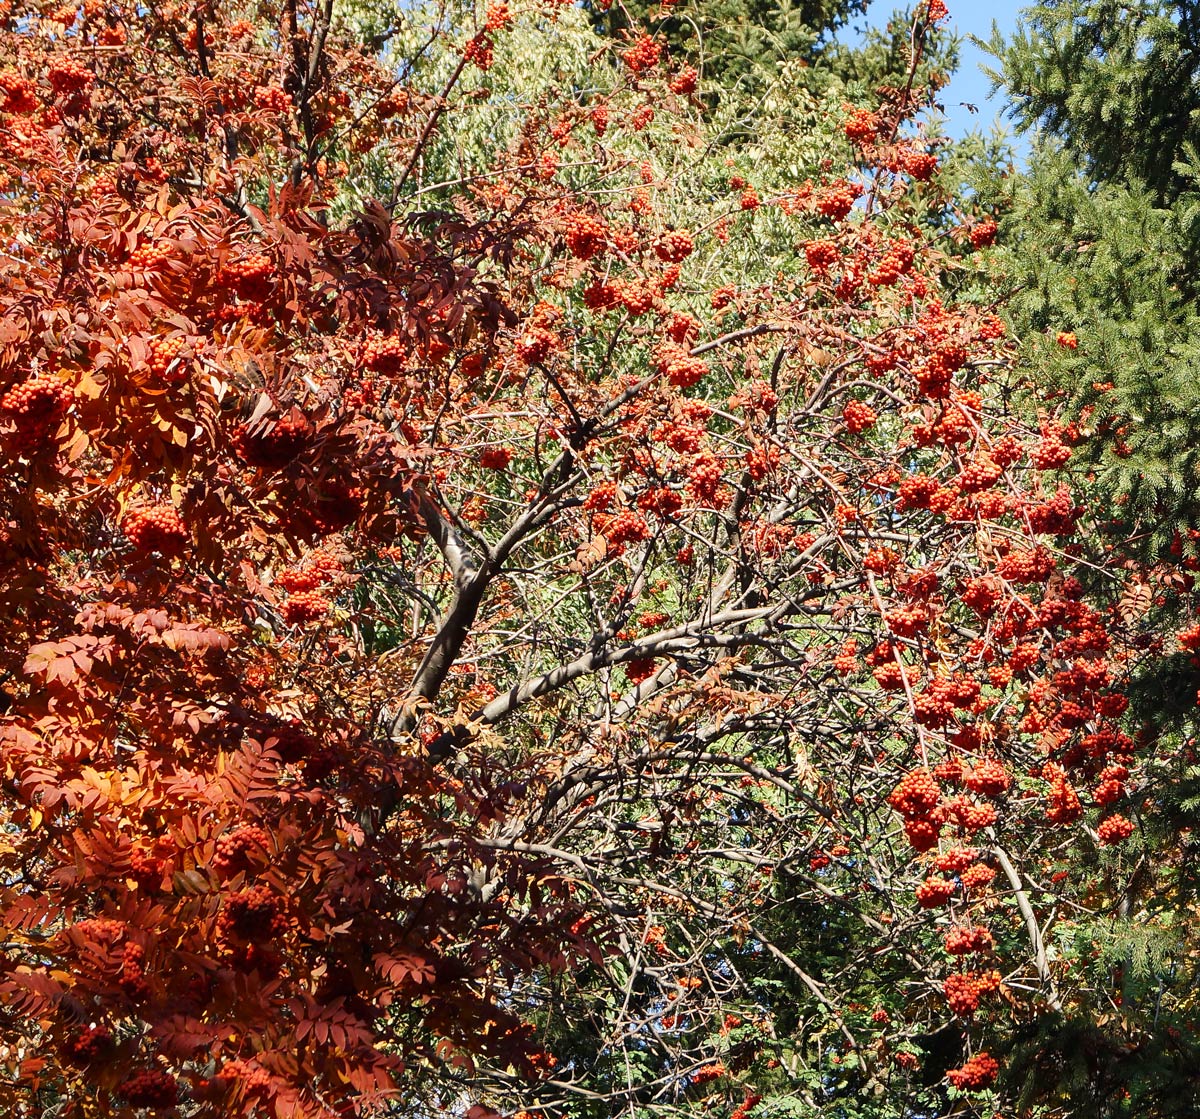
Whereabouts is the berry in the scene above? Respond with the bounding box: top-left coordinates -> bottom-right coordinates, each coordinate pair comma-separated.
213,826 -> 271,877
805,240 -> 839,272
915,876 -> 956,908
62,1024 -> 114,1064
843,107 -> 879,144
234,410 -> 311,469
621,34 -> 662,74
0,373 -> 72,451
254,85 -> 293,113
218,884 -> 287,942
115,1069 -> 178,1108
946,1052 -> 999,1092
1097,814 -> 1134,845
969,218 -> 998,249
654,229 -> 694,263
669,65 -> 698,95
944,925 -> 993,956
361,334 -> 406,374
123,505 -> 188,557
0,69 -> 38,114
842,399 -> 877,434
563,212 -> 608,260
147,336 -> 189,383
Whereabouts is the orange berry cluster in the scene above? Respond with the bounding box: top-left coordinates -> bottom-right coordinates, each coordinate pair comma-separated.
115,1070 -> 178,1108
959,862 -> 996,892
621,34 -> 662,73
599,509 -> 651,546
47,58 -> 93,94
961,576 -> 1001,616
0,68 -> 38,114
1056,330 -> 1078,349
946,1051 -> 999,1091
62,1023 -> 113,1064
218,885 -> 287,942
127,240 -> 173,270
123,505 -> 188,557
1097,813 -> 1134,845
120,941 -> 151,1000
964,758 -> 1010,797
515,325 -> 557,365
479,445 -> 513,470
147,336 -> 188,383
484,1 -> 511,30
1031,431 -> 1072,469
563,212 -> 608,260
969,217 -> 998,248
889,769 -> 941,817
212,826 -> 270,877
219,253 -> 273,300
944,924 -> 993,955
0,373 -> 72,450
842,399 -> 876,433
234,411 -> 311,469
283,590 -> 331,624
654,344 -> 707,388
739,187 -> 760,211
805,239 -> 839,272
690,1062 -> 726,1085
943,969 -> 1001,1017
843,108 -> 879,144
685,452 -> 725,507
216,1059 -> 273,1093
885,604 -> 927,637
655,229 -> 694,263
254,85 -> 293,113
957,455 -> 1001,494
915,876 -> 956,907
361,334 -> 406,374
867,240 -> 914,286
815,180 -> 860,220
129,849 -> 166,892
668,65 -> 698,95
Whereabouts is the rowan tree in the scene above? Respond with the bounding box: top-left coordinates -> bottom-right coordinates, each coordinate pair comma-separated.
0,0 -> 1176,1117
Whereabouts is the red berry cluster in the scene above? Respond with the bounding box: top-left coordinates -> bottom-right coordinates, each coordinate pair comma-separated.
219,253 -> 274,301
1027,485 -> 1080,535
621,34 -> 662,73
123,505 -> 188,557
1097,813 -> 1134,845
654,344 -> 708,388
685,452 -> 725,507
218,885 -> 287,942
484,0 -> 511,29
0,68 -> 38,114
234,411 -> 311,469
213,826 -> 270,877
996,546 -> 1056,584
283,590 -> 331,624
515,325 -> 558,365
669,65 -> 698,95
127,240 -> 172,270
361,334 -> 406,374
970,217 -> 998,248
740,187 -> 760,211
946,1051 -> 999,1091
843,107 -> 879,144
943,969 -> 1001,1017
479,445 -> 514,470
1031,429 -> 1072,469
47,58 -> 93,94
805,239 -> 839,272
216,1059 -> 273,1094
916,875 -> 956,908
655,229 -> 694,263
637,485 -> 683,519
690,1062 -> 726,1085
254,85 -> 293,113
959,862 -> 996,891
886,604 -> 927,637
867,240 -> 914,286
896,473 -> 939,510
964,758 -> 1010,797
842,399 -> 877,434
1056,330 -> 1078,349
119,942 -> 151,1001
944,796 -> 997,832
863,547 -> 898,574
147,336 -> 189,383
62,1024 -> 113,1064
115,1069 -> 178,1108
0,373 -> 72,450
961,577 -> 1001,616
815,180 -> 860,220
957,456 -> 1001,494
902,150 -> 938,180
1043,762 -> 1083,824
564,212 -> 608,259
914,342 -> 966,399
463,33 -> 494,71
599,509 -> 650,546
944,924 -> 993,955
129,848 -> 165,892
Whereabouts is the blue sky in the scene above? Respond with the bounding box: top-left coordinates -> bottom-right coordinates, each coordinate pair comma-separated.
849,1 -> 1030,143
